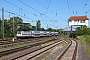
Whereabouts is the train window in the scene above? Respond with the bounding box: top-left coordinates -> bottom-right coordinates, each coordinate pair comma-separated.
23,31 -> 31,34
17,31 -> 21,34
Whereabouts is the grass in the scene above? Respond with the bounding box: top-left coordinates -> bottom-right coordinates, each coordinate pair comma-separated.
0,41 -> 39,51
0,39 -> 52,51
85,44 -> 90,57
79,35 -> 90,57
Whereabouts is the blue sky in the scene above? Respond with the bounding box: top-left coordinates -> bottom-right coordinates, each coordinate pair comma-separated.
0,0 -> 90,30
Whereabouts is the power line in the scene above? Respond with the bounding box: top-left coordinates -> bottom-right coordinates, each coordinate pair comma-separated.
3,0 -> 36,16
0,8 -> 56,28
45,0 -> 51,15
36,0 -> 64,21
0,9 -> 57,23
0,9 -> 34,20
68,0 -> 74,15
48,0 -> 51,9
36,0 -> 48,10
78,0 -> 90,15
43,0 -> 51,20
2,0 -> 46,21
35,0 -> 53,13
57,0 -> 88,12
18,0 -> 52,20
85,9 -> 90,15
66,0 -> 72,16
36,0 -> 60,22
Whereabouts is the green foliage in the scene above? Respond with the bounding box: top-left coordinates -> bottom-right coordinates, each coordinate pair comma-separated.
85,35 -> 90,43
36,20 -> 41,30
72,26 -> 90,36
0,20 -> 2,39
0,16 -> 23,39
0,17 -> 58,39
41,28 -> 45,31
18,23 -> 31,31
46,28 -> 58,32
30,26 -> 36,30
47,28 -> 53,31
79,35 -> 90,57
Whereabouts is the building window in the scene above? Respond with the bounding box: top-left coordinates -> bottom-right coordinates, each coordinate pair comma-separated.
74,20 -> 78,24
80,20 -> 83,23
78,20 -> 79,22
80,20 -> 85,23
74,20 -> 77,22
83,20 -> 85,23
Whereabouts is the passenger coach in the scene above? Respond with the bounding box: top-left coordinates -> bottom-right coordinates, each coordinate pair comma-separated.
16,31 -> 32,38
16,30 -> 58,39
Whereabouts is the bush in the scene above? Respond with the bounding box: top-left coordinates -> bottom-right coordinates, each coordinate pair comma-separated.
85,35 -> 90,43
72,26 -> 90,36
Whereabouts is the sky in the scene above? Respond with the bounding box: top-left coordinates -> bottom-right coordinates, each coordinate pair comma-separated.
0,0 -> 90,30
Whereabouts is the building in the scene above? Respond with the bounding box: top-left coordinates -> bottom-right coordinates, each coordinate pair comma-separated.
68,16 -> 89,27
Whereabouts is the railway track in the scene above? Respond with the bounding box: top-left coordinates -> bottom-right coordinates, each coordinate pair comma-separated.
56,40 -> 78,60
0,37 -> 59,59
0,36 -> 56,48
12,40 -> 64,60
0,38 -> 42,45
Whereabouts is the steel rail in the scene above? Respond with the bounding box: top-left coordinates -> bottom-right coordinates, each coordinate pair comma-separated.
56,40 -> 72,60
56,40 -> 78,60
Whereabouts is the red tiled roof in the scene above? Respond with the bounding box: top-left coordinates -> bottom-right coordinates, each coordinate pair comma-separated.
68,16 -> 89,20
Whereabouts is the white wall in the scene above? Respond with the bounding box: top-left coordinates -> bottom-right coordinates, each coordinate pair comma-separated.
68,20 -> 88,26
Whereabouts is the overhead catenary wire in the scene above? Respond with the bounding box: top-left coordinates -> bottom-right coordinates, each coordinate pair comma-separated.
1,0 -> 90,29
18,0 -> 54,21
57,0 -> 88,13
44,0 -> 52,21
3,0 -> 37,16
36,0 -> 48,10
36,0 -> 59,23
78,0 -> 90,15
68,0 -> 74,15
85,10 -> 90,14
1,0 -> 58,23
0,8 -> 57,23
66,0 -> 72,16
45,0 -> 51,14
2,0 -> 48,22
1,0 -> 58,28
35,0 -> 53,14
0,9 -> 34,20
1,9 -> 57,28
18,0 -> 52,20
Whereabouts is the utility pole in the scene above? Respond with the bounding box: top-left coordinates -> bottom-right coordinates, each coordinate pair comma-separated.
2,7 -> 4,39
47,24 -> 48,29
13,17 -> 14,34
0,18 -> 2,39
36,21 -> 37,31
70,25 -> 72,38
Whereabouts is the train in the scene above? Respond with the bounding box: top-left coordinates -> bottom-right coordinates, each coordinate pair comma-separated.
16,30 -> 58,38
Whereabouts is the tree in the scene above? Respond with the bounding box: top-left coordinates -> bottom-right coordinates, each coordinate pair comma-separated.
4,20 -> 14,37
47,28 -> 53,31
5,16 -> 23,37
36,20 -> 41,30
7,16 -> 23,33
72,26 -> 90,36
41,28 -> 45,31
19,23 -> 31,31
30,26 -> 36,30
